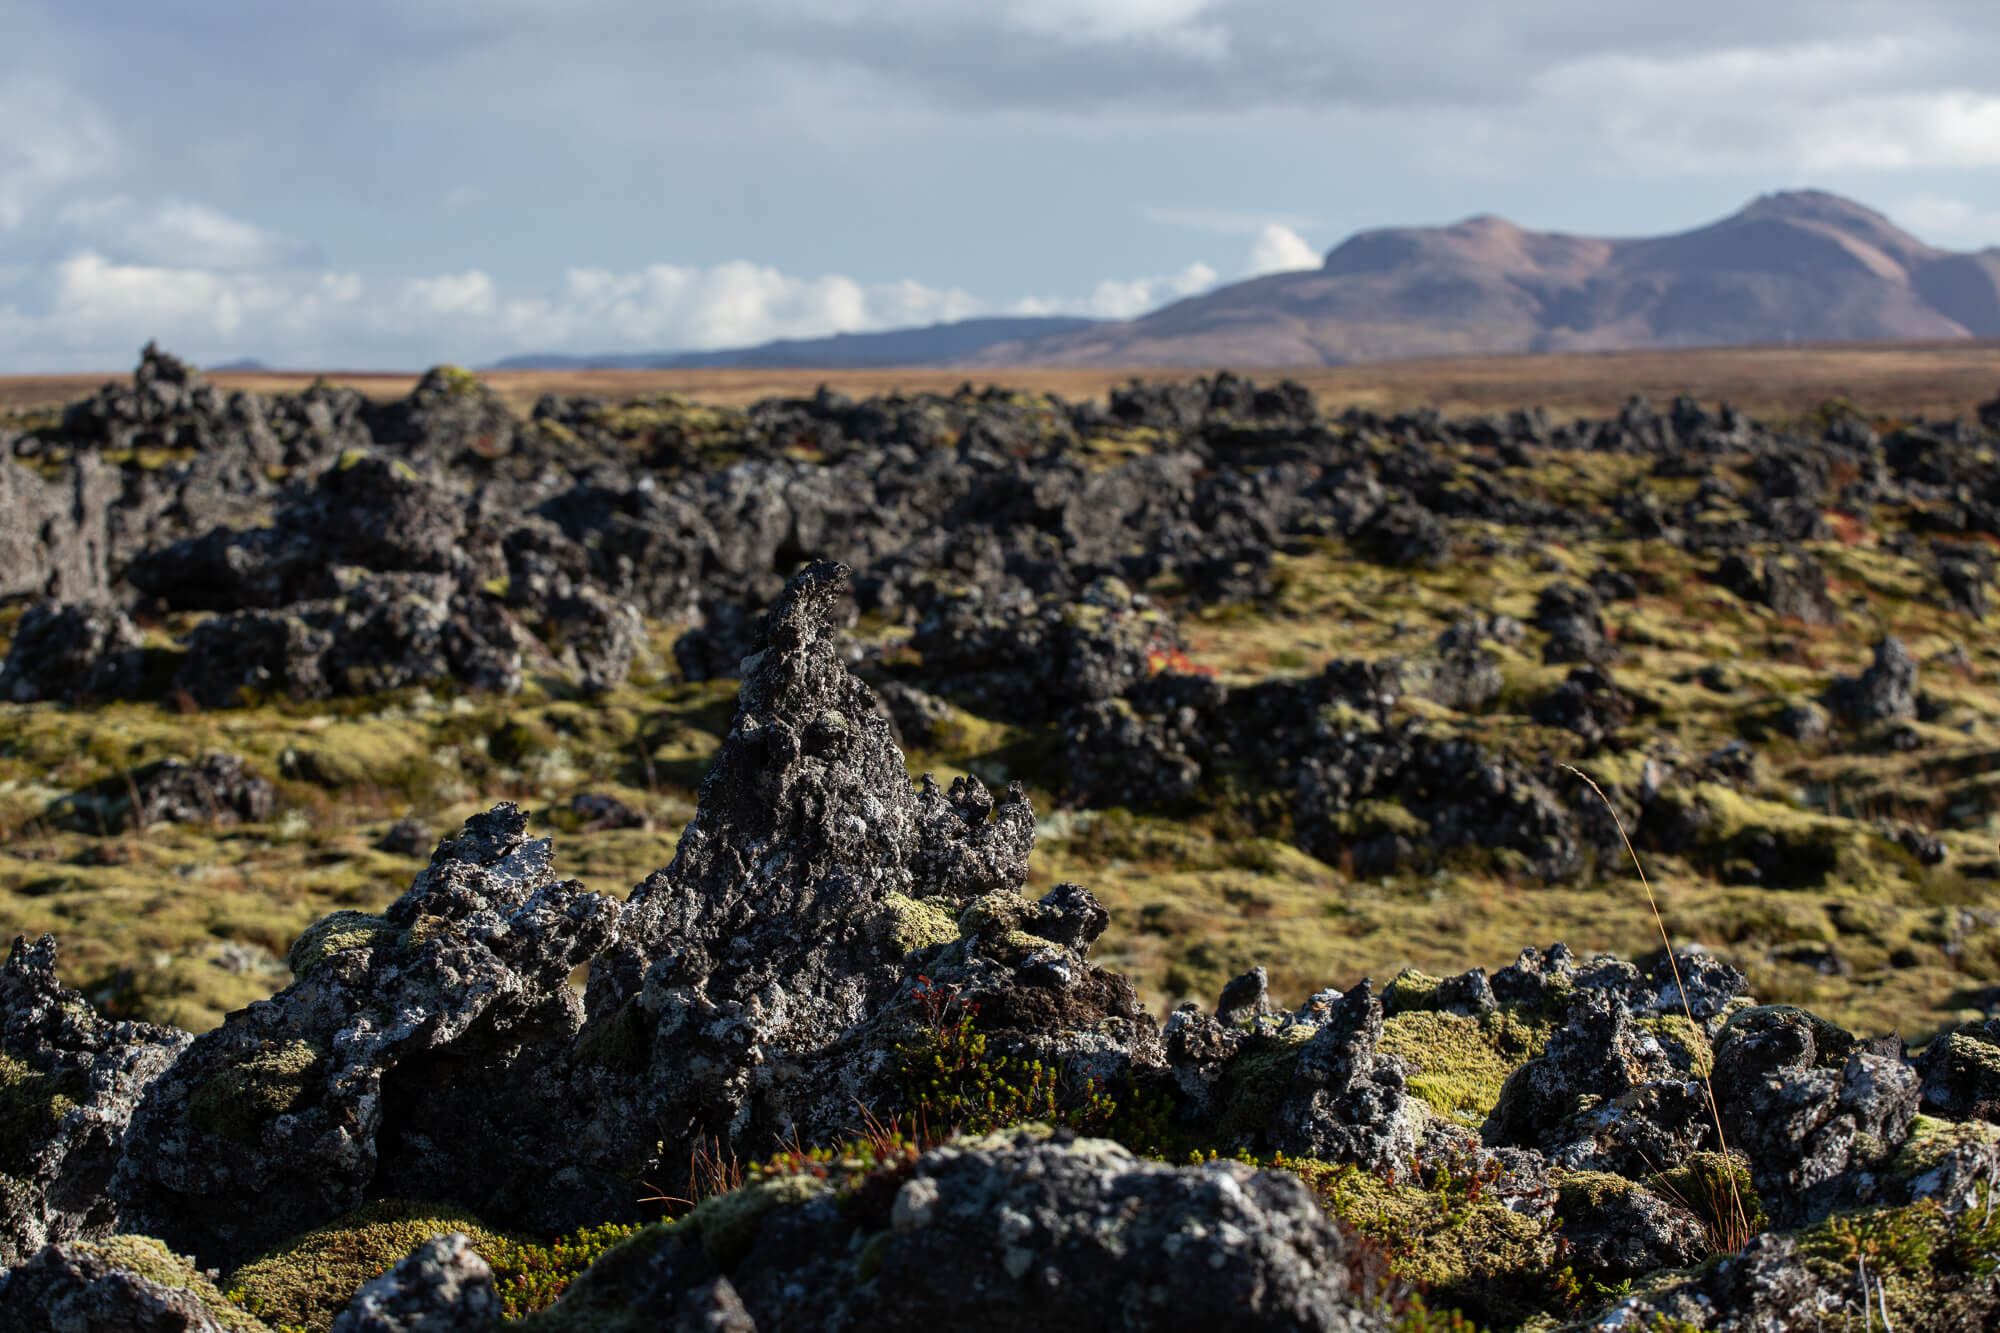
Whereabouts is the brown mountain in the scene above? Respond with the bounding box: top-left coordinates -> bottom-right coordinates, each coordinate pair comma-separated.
963,190 -> 2000,368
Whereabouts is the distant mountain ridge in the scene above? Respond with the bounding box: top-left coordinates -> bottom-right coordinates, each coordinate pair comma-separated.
963,190 -> 2000,367
484,315 -> 1100,371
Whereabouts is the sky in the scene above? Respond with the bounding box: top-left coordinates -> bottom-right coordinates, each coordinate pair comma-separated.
5,1 -> 2000,371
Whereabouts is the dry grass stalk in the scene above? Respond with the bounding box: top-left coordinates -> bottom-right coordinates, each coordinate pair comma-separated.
1562,763 -> 1755,1255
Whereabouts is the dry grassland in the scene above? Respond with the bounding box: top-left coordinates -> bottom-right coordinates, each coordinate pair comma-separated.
7,338 -> 2000,421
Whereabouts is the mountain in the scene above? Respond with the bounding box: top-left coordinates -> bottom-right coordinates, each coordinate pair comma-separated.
962,190 -> 2000,368
485,315 -> 1100,371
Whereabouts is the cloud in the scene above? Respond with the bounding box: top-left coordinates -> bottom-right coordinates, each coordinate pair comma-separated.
401,269 -> 500,318
1533,36 -> 2000,172
1891,193 -> 2000,249
489,261 -> 981,350
1246,223 -> 1321,275
0,77 -> 118,228
0,247 -> 991,369
1014,260 -> 1218,319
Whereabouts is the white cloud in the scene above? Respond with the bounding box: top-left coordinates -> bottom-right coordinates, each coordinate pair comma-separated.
0,246 -> 993,369
401,269 -> 500,318
1016,259 -> 1218,319
0,77 -> 118,229
49,197 -> 312,270
1536,37 -> 2000,172
1246,222 -> 1321,275
488,260 -> 980,350
1891,194 -> 2000,250
137,202 -> 305,270
45,253 -> 371,347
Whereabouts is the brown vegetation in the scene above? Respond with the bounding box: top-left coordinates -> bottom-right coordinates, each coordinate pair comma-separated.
6,337 -> 2000,423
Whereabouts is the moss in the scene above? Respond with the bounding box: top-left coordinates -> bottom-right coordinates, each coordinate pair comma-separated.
955,891 -> 1030,941
187,1039 -> 323,1143
679,1171 -> 830,1270
77,1236 -> 268,1332
1380,1009 -> 1551,1120
1313,1158 -> 1562,1327
431,364 -> 483,397
1644,1152 -> 1765,1247
1383,968 -> 1445,1014
287,911 -> 403,979
1886,1113 -> 2000,1188
1556,1169 -> 1641,1213
879,892 -> 958,958
1632,1013 -> 1713,1079
1213,1026 -> 1314,1145
0,1050 -> 83,1175
227,1199 -> 521,1332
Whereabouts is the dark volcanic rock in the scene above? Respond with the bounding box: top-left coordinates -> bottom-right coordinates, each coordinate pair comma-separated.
577,561 -> 1165,1206
0,458 -> 113,605
329,1232 -> 498,1333
50,754 -> 277,836
0,937 -> 191,1268
0,602 -> 147,704
910,576 -> 1183,721
1710,1005 -> 1919,1222
363,367 -> 515,470
1827,636 -> 1920,724
172,611 -> 333,707
1534,581 -> 1613,665
1530,665 -> 1633,748
0,1236 -> 255,1333
109,804 -> 619,1266
533,1126 -> 1382,1333
1713,548 -> 1839,625
1916,1018 -> 2000,1122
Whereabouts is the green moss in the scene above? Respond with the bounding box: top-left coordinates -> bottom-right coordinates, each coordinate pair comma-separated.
1213,1026 -> 1314,1145
681,1171 -> 829,1269
287,911 -> 402,979
1383,968 -> 1445,1014
1632,1013 -> 1713,1079
431,365 -> 483,397
1380,1009 -> 1551,1119
1644,1152 -> 1765,1250
1556,1169 -> 1641,1213
227,1199 -> 521,1332
77,1236 -> 269,1332
1309,1156 -> 1561,1327
187,1039 -> 323,1143
880,892 -> 958,957
0,1050 -> 83,1175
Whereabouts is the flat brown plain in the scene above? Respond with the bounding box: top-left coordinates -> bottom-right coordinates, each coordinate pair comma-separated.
7,338 -> 2000,422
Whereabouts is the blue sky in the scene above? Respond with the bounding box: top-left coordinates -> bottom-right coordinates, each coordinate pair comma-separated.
4,0 -> 2000,370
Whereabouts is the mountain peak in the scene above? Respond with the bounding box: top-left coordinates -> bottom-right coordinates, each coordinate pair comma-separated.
961,189 -> 2000,369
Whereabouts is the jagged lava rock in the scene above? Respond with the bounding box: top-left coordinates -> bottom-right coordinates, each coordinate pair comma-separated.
525,1127 -> 1385,1333
328,1233 -> 497,1333
0,601 -> 147,704
109,804 -> 618,1266
0,1235 -> 264,1333
577,560 -> 1164,1199
0,937 -> 191,1268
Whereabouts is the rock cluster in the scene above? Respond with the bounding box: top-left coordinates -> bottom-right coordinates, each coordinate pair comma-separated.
5,349 -> 1997,896
4,561 -> 1997,1331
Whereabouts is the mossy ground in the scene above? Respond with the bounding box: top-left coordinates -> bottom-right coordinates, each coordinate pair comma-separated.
6,419 -> 2000,1044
